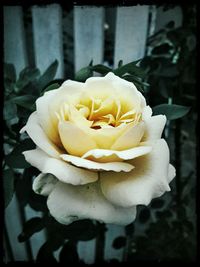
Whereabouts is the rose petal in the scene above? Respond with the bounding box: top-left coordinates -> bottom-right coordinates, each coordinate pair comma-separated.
33,173 -> 58,196
100,139 -> 175,207
111,122 -> 145,150
82,145 -> 152,163
142,105 -> 152,120
23,148 -> 98,185
142,115 -> 167,141
36,80 -> 84,145
60,154 -> 134,172
168,164 -> 176,183
47,181 -> 137,225
58,121 -> 97,157
88,125 -> 129,149
84,72 -> 146,112
20,112 -> 62,158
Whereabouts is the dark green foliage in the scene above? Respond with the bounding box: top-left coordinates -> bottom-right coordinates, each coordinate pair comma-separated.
15,168 -> 37,207
18,217 -> 46,242
138,207 -> 151,224
75,66 -> 93,82
112,236 -> 127,249
5,139 -> 35,169
153,104 -> 190,120
3,169 -> 15,208
3,61 -> 59,207
36,60 -> 58,91
36,242 -> 58,263
150,199 -> 165,209
59,241 -> 79,263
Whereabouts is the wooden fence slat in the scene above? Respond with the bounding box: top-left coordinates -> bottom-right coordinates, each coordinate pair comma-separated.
5,194 -> 28,261
78,239 -> 96,264
24,205 -> 46,260
114,6 -> 149,67
3,6 -> 28,77
32,4 -> 64,78
74,6 -> 104,72
104,224 -> 126,262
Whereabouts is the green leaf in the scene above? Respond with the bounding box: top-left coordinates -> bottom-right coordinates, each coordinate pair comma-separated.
18,217 -> 46,242
118,60 -> 123,68
139,207 -> 151,223
122,75 -> 149,93
37,60 -> 58,91
4,63 -> 16,83
5,139 -> 35,169
75,66 -> 93,82
43,82 -> 60,93
112,236 -> 127,249
28,191 -> 48,212
46,217 -> 98,241
4,79 -> 15,97
91,64 -> 112,75
89,59 -> 93,66
3,169 -> 15,208
12,95 -> 37,111
150,199 -> 165,209
16,67 -> 40,91
59,242 -> 79,263
3,100 -> 18,121
36,242 -> 58,263
114,59 -> 143,77
15,168 -> 37,207
152,104 -> 190,120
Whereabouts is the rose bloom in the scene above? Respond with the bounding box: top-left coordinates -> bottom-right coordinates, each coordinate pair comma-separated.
21,72 -> 175,225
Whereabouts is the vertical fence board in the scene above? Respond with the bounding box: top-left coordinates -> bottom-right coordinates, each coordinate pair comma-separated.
24,205 -> 46,260
3,6 -> 28,77
104,224 -> 126,262
114,6 -> 149,67
78,240 -> 96,264
5,195 -> 28,261
32,4 -> 64,78
74,6 -> 104,72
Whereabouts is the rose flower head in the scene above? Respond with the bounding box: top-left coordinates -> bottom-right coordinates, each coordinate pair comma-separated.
21,72 -> 175,225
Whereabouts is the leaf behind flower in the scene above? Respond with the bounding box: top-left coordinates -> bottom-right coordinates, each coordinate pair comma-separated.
152,104 -> 190,120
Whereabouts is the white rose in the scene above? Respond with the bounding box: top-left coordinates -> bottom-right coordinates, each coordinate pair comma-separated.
21,72 -> 175,225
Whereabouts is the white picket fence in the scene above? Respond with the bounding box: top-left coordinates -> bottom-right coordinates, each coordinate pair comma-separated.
3,4 -> 182,263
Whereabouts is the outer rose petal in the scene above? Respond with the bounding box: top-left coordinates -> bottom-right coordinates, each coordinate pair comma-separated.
60,154 -> 134,172
33,173 -> 58,196
142,105 -> 152,120
142,115 -> 167,141
20,112 -> 62,158
100,139 -> 175,207
47,181 -> 137,225
23,148 -> 98,185
82,145 -> 152,163
36,89 -> 61,145
58,121 -> 97,157
168,164 -> 176,183
36,80 -> 85,144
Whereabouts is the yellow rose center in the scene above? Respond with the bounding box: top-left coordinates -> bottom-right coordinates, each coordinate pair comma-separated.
55,96 -> 142,130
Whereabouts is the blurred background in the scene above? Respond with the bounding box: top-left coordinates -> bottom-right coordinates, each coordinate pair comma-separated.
3,4 -> 197,263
